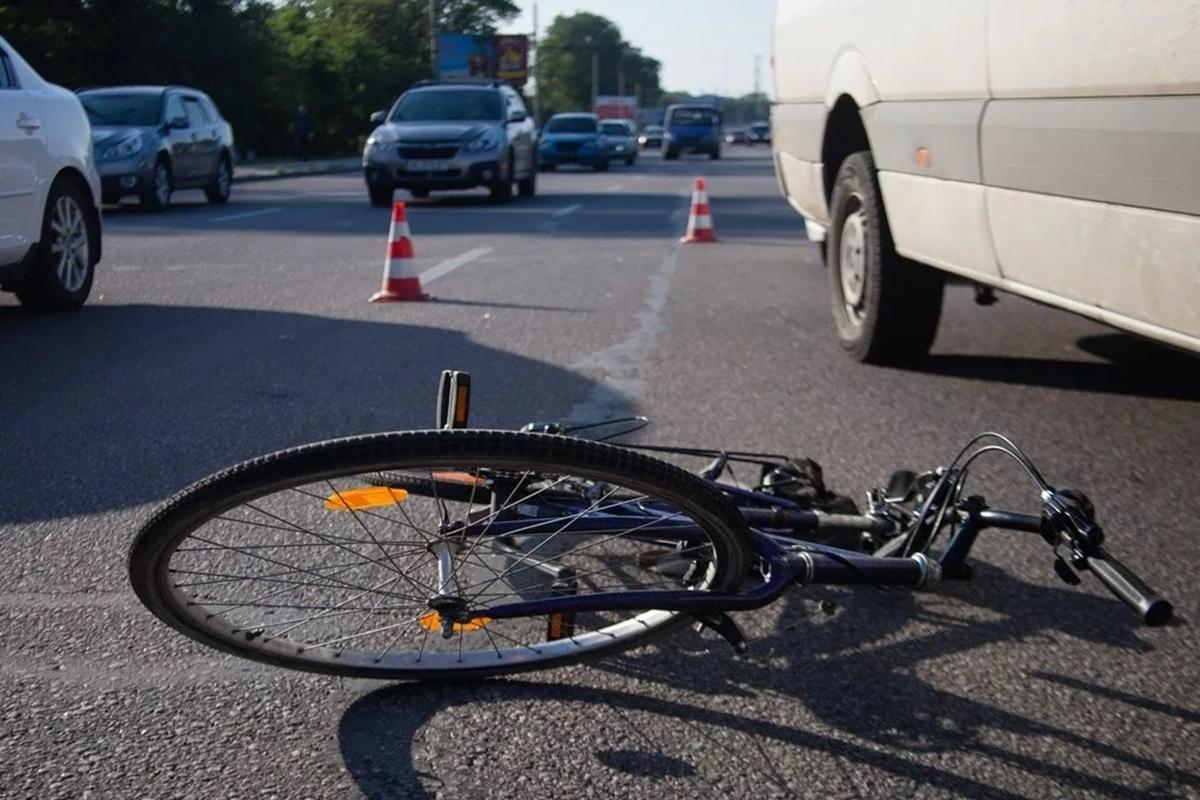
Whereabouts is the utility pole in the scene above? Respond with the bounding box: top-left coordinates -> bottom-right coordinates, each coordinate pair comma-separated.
753,54 -> 762,120
591,48 -> 599,113
617,54 -> 624,105
532,2 -> 541,125
428,0 -> 438,79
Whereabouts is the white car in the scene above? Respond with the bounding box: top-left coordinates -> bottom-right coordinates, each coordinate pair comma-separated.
0,35 -> 101,310
772,1 -> 1200,362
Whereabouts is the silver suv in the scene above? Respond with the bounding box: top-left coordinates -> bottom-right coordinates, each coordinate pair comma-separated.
78,86 -> 234,211
363,81 -> 536,205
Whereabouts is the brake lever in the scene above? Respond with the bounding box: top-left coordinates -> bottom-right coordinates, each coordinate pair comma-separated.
1041,488 -> 1105,584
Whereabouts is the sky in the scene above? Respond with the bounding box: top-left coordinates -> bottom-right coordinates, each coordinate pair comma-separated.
507,1 -> 776,98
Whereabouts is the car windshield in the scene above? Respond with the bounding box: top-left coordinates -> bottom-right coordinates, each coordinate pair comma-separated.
389,90 -> 502,122
669,108 -> 720,126
546,117 -> 597,134
643,126 -> 662,133
80,94 -> 161,126
600,122 -> 629,135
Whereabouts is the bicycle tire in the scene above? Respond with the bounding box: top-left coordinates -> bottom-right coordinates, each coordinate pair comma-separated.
129,430 -> 752,681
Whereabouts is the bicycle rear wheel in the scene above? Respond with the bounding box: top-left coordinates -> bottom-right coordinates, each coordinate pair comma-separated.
129,430 -> 751,680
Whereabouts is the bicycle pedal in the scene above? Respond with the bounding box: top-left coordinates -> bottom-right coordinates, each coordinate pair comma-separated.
436,370 -> 471,430
690,612 -> 749,654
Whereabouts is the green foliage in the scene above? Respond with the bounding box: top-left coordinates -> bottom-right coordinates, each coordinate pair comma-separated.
0,0 -> 520,156
537,12 -> 662,119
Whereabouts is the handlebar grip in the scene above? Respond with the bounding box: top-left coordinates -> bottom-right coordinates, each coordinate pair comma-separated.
1085,550 -> 1173,626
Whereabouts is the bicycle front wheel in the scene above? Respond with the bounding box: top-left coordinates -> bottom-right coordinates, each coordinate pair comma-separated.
128,430 -> 752,680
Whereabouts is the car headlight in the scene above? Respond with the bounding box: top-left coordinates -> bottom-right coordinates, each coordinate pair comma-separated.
464,132 -> 500,152
101,135 -> 143,161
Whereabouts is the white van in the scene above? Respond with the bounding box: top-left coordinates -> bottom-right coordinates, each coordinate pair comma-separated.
771,1 -> 1200,362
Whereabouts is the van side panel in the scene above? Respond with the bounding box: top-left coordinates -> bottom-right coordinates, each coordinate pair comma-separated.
985,1 -> 1200,342
989,0 -> 1200,98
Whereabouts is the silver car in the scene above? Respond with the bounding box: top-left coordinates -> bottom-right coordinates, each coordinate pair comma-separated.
363,81 -> 537,205
600,119 -> 637,166
78,86 -> 235,210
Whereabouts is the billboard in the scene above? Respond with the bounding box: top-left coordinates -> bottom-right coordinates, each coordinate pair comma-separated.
437,34 -> 528,84
594,95 -> 637,120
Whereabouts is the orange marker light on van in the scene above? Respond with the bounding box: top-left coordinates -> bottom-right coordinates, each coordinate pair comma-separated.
915,147 -> 931,168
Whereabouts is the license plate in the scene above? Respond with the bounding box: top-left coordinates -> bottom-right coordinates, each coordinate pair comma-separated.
405,160 -> 450,172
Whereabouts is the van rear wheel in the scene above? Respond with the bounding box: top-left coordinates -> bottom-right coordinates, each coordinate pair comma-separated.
827,151 -> 943,364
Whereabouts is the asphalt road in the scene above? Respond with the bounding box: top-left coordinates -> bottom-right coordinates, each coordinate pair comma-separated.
2,148 -> 1198,799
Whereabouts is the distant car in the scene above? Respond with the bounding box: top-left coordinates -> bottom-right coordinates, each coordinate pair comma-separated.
638,124 -> 664,149
746,122 -> 771,144
663,104 -> 721,160
724,127 -> 748,144
600,119 -> 637,165
78,86 -> 234,210
363,80 -> 537,205
538,113 -> 609,171
0,35 -> 102,310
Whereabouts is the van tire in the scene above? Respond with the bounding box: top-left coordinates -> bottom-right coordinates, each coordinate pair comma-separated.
827,151 -> 944,364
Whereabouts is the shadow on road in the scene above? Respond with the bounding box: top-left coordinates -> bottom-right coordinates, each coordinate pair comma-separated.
336,561 -> 1193,798
0,303 -> 611,524
914,333 -> 1200,401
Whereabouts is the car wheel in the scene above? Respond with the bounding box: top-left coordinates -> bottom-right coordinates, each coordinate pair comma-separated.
664,149 -> 679,161
540,163 -> 556,172
517,167 -> 536,197
711,148 -> 721,160
827,151 -> 944,364
369,184 -> 394,207
594,159 -> 609,173
410,188 -> 430,199
204,154 -> 232,204
16,178 -> 97,312
490,154 -> 515,203
625,155 -> 635,166
140,158 -> 173,211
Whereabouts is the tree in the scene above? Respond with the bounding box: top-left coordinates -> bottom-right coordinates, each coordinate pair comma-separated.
438,0 -> 519,34
0,0 -> 522,157
537,12 -> 661,117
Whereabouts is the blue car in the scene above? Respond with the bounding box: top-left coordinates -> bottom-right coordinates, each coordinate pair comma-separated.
538,113 -> 609,171
663,104 -> 721,160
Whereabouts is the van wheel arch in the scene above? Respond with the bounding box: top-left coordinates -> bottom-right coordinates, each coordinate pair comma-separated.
821,95 -> 872,205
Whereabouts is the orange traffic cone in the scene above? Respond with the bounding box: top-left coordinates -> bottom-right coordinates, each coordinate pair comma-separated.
370,201 -> 429,302
680,177 -> 718,244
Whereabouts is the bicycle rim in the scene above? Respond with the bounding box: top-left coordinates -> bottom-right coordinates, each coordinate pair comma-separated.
129,430 -> 751,680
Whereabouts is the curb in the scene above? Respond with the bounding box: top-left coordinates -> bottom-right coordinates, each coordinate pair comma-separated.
232,160 -> 360,184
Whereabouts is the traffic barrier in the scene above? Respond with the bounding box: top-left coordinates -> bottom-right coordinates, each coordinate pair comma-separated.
370,201 -> 429,302
680,177 -> 718,244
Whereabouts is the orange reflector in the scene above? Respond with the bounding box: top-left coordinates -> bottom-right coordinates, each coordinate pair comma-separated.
430,470 -> 486,486
915,147 -> 931,169
454,384 -> 470,425
323,486 -> 409,511
417,611 -> 491,633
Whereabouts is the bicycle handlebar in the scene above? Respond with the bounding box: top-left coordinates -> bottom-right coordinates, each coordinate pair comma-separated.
1084,548 -> 1173,626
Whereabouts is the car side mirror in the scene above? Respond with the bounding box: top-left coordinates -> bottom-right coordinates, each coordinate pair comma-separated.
370,110 -> 386,125
166,116 -> 188,130
508,110 -> 527,123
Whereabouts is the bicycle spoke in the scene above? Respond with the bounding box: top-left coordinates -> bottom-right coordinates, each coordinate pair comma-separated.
463,484 -> 625,602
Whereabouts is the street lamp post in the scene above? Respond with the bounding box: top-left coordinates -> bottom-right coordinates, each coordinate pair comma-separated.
428,0 -> 438,78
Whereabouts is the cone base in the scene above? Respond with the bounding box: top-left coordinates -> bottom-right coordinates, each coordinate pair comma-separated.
370,277 -> 429,302
680,233 -> 719,244
370,290 -> 430,302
